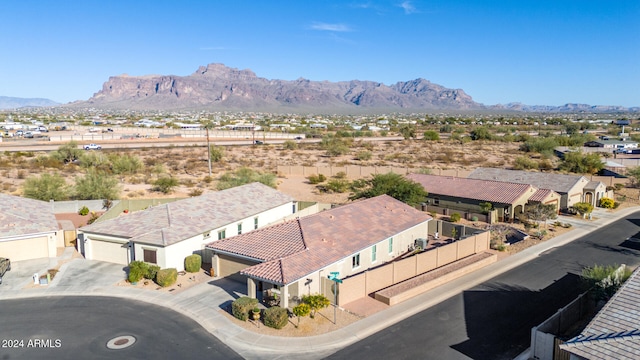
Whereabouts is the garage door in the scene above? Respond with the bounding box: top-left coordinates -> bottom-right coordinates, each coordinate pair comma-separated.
90,240 -> 129,265
0,237 -> 49,262
218,254 -> 258,283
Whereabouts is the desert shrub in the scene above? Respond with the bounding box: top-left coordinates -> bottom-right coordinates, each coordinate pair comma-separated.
156,268 -> 178,287
599,197 -> 615,209
184,254 -> 202,273
282,140 -> 298,150
87,211 -> 100,225
263,306 -> 289,329
423,130 -> 440,141
513,156 -> 539,170
356,150 -> 372,161
232,296 -> 259,321
145,264 -> 160,280
128,261 -> 148,283
217,167 -> 277,190
323,179 -> 350,193
23,172 -> 71,201
78,206 -> 90,216
334,171 -> 347,179
210,145 -> 225,163
189,188 -> 203,197
450,213 -> 461,222
471,216 -> 479,222
153,176 -> 179,194
307,173 -> 326,184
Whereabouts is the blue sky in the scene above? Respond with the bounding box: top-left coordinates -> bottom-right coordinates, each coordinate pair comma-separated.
0,1 -> 638,107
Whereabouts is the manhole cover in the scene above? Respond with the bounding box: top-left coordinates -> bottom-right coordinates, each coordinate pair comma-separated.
107,335 -> 136,350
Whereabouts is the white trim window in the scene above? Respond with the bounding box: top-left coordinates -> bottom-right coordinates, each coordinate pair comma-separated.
388,237 -> 393,254
352,253 -> 360,269
217,229 -> 226,240
371,245 -> 377,263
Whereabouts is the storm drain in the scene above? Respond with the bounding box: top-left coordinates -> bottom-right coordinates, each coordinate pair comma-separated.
106,335 -> 136,350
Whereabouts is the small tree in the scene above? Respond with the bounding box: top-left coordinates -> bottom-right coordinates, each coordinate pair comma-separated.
74,169 -> 120,200
301,294 -> 330,319
51,140 -> 83,163
524,203 -> 558,228
479,202 -> 493,214
581,264 -> 632,302
292,303 -> 311,328
398,124 -> 417,140
349,173 -> 428,207
573,202 -> 594,217
23,172 -> 71,201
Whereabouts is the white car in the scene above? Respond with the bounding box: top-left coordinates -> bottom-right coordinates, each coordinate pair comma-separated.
83,143 -> 102,150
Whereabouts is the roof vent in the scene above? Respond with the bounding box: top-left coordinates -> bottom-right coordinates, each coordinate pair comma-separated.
321,238 -> 327,242
329,215 -> 335,220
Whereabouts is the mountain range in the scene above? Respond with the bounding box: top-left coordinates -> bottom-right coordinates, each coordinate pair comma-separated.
3,64 -> 638,113
0,96 -> 59,110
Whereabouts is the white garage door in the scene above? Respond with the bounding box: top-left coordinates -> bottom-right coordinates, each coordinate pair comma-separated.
0,237 -> 49,262
90,240 -> 129,265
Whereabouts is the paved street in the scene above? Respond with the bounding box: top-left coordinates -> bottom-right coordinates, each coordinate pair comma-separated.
0,296 -> 242,360
328,210 -> 640,360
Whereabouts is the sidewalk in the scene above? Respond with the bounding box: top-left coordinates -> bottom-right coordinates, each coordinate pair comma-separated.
1,206 -> 638,359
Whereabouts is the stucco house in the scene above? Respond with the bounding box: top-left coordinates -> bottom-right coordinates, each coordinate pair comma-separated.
0,194 -> 62,261
78,183 -> 295,271
406,173 -> 558,222
467,168 -> 609,210
206,195 -> 432,308
559,267 -> 640,360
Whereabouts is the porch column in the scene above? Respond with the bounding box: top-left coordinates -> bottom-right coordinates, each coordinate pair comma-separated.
212,253 -> 220,278
281,285 -> 289,308
247,278 -> 256,299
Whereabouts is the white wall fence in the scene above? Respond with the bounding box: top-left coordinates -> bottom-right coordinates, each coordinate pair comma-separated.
49,199 -> 118,214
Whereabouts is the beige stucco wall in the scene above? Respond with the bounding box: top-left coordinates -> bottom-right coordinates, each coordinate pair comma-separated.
416,250 -> 438,274
365,265 -> 394,294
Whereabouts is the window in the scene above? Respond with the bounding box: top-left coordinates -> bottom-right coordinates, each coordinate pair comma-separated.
371,245 -> 377,263
352,253 -> 360,269
217,229 -> 226,240
237,223 -> 242,235
388,237 -> 393,254
143,249 -> 157,264
292,203 -> 297,213
254,217 -> 259,230
203,232 -> 211,239
434,198 -> 440,205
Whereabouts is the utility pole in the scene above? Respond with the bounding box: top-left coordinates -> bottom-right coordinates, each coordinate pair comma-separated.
206,123 -> 212,177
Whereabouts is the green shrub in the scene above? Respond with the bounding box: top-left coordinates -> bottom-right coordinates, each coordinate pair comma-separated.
78,206 -> 90,216
471,216 -> 479,222
185,254 -> 202,273
145,264 -> 160,280
128,261 -> 148,283
307,173 -> 326,184
450,213 -> 461,222
263,306 -> 289,329
323,179 -> 351,193
231,296 -> 259,321
156,268 -> 178,287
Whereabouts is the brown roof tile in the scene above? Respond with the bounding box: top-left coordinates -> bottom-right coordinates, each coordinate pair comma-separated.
209,195 -> 432,285
407,173 -> 535,204
0,194 -> 59,237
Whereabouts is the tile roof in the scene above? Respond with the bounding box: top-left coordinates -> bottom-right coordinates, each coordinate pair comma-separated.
208,195 -> 432,285
467,167 -> 585,194
529,188 -> 559,202
561,267 -> 640,360
584,181 -> 603,190
406,173 -> 534,205
0,194 -> 59,238
80,182 -> 294,246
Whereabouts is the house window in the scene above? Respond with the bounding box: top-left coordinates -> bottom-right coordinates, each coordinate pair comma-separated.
371,245 -> 377,263
143,249 -> 157,264
218,229 -> 226,240
237,223 -> 242,235
352,253 -> 360,269
293,203 -> 297,213
434,198 -> 440,205
254,217 -> 259,230
388,237 -> 393,254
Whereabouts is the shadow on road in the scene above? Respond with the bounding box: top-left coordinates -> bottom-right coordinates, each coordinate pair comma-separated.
451,273 -> 582,360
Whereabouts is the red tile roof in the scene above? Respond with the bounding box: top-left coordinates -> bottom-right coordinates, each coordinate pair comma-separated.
208,195 -> 432,285
529,188 -> 559,202
407,173 -> 535,204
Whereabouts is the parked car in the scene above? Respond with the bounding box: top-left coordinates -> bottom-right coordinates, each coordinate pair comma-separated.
37,126 -> 48,132
0,257 -> 10,285
254,140 -> 264,145
14,130 -> 24,137
83,143 -> 102,150
24,131 -> 34,138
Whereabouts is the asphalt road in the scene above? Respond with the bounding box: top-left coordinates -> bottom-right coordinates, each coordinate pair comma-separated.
328,211 -> 640,360
0,296 -> 242,360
